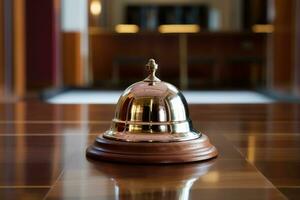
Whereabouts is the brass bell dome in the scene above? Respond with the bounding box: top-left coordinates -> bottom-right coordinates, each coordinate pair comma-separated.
104,59 -> 200,142
86,59 -> 218,164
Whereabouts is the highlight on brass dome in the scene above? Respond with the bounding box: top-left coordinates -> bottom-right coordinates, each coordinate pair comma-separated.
104,59 -> 200,142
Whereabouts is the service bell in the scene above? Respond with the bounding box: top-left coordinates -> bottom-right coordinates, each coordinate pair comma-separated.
86,59 -> 218,163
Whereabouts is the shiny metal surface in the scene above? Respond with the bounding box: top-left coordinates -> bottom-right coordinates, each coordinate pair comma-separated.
103,59 -> 201,142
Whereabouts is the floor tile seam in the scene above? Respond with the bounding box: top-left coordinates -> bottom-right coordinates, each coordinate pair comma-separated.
228,138 -> 289,200
0,185 -> 51,189
43,170 -> 64,200
0,121 -> 111,124
276,186 -> 300,188
0,133 -> 100,136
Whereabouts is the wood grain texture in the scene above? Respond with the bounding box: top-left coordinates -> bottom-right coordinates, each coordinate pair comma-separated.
13,0 -> 26,98
89,32 -> 266,89
271,0 -> 296,92
295,0 -> 300,95
62,32 -> 84,86
0,101 -> 299,199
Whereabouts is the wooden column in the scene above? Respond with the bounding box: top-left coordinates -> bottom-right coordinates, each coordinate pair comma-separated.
0,0 -> 4,96
0,0 -> 26,99
13,0 -> 26,98
62,32 -> 84,86
295,0 -> 300,95
61,0 -> 89,87
271,0 -> 296,92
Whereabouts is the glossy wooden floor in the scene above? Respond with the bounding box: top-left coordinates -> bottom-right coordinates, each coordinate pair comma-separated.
0,101 -> 300,199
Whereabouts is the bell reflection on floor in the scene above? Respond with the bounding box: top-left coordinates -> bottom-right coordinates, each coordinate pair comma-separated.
88,159 -> 215,200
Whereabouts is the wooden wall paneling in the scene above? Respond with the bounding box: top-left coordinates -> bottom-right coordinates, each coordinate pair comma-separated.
295,0 -> 300,95
271,0 -> 295,92
179,34 -> 188,89
62,32 -> 84,86
90,32 -> 265,89
188,33 -> 266,88
89,33 -> 179,87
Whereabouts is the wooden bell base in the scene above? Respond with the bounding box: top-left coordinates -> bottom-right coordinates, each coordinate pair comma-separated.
86,134 -> 218,164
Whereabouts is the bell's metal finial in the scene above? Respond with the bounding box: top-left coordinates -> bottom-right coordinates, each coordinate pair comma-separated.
144,59 -> 160,82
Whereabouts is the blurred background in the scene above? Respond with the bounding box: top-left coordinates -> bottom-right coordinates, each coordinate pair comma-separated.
0,0 -> 299,103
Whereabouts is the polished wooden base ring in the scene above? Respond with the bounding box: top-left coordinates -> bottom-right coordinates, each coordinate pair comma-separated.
86,134 -> 218,164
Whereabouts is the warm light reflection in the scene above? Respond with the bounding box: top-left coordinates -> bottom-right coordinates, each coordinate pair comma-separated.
201,171 -> 220,183
115,24 -> 139,33
158,24 -> 200,33
247,135 -> 256,162
252,24 -> 274,33
90,0 -> 101,16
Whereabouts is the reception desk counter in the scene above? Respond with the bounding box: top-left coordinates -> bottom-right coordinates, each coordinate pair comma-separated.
88,32 -> 266,89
